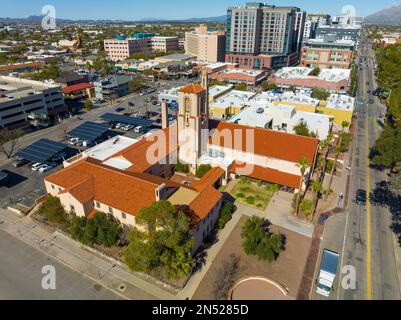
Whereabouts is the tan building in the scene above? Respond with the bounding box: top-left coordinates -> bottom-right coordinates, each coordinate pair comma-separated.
104,36 -> 150,62
185,24 -> 226,63
151,36 -> 179,52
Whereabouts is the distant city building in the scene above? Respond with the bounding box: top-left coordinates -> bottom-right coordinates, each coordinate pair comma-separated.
0,62 -> 43,75
185,24 -> 226,63
303,13 -> 331,39
0,76 -> 66,129
104,34 -> 179,62
225,2 -> 306,70
301,36 -> 355,69
315,25 -> 362,44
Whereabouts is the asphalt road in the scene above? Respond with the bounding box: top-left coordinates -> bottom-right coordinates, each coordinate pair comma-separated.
0,228 -> 122,300
338,35 -> 401,300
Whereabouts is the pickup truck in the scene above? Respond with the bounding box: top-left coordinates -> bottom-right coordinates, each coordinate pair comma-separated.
316,249 -> 339,297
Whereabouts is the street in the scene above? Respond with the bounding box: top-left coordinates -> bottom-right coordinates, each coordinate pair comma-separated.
337,35 -> 401,300
0,228 -> 121,300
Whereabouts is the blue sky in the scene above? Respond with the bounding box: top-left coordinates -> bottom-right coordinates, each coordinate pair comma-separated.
1,0 -> 401,20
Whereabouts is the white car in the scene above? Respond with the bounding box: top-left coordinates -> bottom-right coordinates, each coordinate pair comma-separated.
123,125 -> 134,131
68,137 -> 81,146
38,163 -> 57,173
115,123 -> 124,129
31,162 -> 45,171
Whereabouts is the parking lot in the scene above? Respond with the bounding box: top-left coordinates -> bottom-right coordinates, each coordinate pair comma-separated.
0,78 -> 186,212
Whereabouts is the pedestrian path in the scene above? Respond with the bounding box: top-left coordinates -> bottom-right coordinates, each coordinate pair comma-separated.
0,208 -> 175,300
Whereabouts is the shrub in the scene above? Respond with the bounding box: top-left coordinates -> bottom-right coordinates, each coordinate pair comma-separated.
237,193 -> 245,198
257,180 -> 263,187
246,196 -> 255,205
175,161 -> 190,174
37,195 -> 69,226
217,202 -> 236,229
70,212 -> 122,248
196,164 -> 212,178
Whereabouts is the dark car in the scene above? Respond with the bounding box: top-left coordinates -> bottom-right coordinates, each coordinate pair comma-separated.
115,108 -> 125,113
128,102 -> 135,107
12,158 -> 30,168
356,189 -> 367,205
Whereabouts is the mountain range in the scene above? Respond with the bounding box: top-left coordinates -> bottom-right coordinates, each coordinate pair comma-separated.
0,14 -> 227,24
365,4 -> 401,25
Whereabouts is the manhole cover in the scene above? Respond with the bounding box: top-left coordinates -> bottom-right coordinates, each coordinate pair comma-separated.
118,284 -> 126,292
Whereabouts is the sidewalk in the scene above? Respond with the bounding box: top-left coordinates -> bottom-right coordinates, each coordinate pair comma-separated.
0,208 -> 176,300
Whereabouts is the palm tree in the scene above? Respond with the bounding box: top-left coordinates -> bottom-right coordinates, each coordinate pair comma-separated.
310,181 -> 323,222
327,122 -> 349,194
296,157 -> 310,217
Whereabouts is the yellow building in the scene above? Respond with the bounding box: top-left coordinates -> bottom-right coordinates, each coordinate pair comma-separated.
271,100 -> 317,113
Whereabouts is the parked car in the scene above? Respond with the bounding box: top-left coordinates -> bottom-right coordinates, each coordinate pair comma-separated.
316,249 -> 339,297
115,108 -> 125,113
68,137 -> 81,146
83,140 -> 95,148
134,126 -> 147,134
12,158 -> 30,168
128,102 -> 135,107
123,125 -> 135,131
38,162 -> 57,174
31,162 -> 45,171
115,123 -> 125,129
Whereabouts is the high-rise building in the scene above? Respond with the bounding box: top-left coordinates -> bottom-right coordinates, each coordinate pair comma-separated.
185,25 -> 226,63
303,13 -> 331,39
225,2 -> 306,70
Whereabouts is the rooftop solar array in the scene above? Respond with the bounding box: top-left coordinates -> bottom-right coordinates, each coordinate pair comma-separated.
0,171 -> 8,182
16,139 -> 67,163
101,113 -> 153,127
68,122 -> 109,141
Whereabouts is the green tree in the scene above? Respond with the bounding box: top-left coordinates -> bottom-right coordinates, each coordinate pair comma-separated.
209,80 -> 225,87
84,99 -> 93,111
296,157 -> 310,217
372,125 -> 401,169
293,121 -> 311,137
310,181 -> 323,221
175,161 -> 190,174
241,216 -> 283,262
261,81 -> 278,91
196,164 -> 212,178
124,201 -> 194,279
235,83 -> 247,91
310,66 -> 321,76
38,195 -> 69,226
299,199 -> 313,217
128,77 -> 145,93
311,87 -> 330,101
217,202 -> 236,229
70,212 -> 122,247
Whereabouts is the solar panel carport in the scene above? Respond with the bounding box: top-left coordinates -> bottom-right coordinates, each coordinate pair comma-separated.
101,113 -> 153,127
16,139 -> 67,163
67,122 -> 109,141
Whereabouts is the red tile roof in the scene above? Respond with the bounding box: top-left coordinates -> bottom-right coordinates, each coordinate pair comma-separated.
209,121 -> 319,165
180,83 -> 205,94
189,186 -> 223,220
230,162 -> 301,189
192,167 -> 225,192
62,82 -> 94,94
0,62 -> 42,72
45,158 -> 177,216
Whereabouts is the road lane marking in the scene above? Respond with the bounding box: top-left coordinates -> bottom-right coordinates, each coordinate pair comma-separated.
363,66 -> 373,301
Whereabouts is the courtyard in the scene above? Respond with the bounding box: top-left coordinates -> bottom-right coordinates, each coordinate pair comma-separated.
192,215 -> 312,300
229,178 -> 279,211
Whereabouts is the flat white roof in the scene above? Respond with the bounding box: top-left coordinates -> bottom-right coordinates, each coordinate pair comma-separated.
326,94 -> 355,112
275,67 -> 350,82
205,62 -> 236,70
84,136 -> 138,161
210,90 -> 256,109
208,85 -> 233,98
230,105 -> 273,128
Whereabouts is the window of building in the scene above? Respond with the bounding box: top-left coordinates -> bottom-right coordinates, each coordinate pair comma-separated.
96,202 -> 101,208
51,184 -> 55,190
70,205 -> 75,213
109,207 -> 113,214
122,212 -> 127,220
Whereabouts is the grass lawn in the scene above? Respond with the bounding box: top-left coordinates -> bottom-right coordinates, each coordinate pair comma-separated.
230,178 -> 278,211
